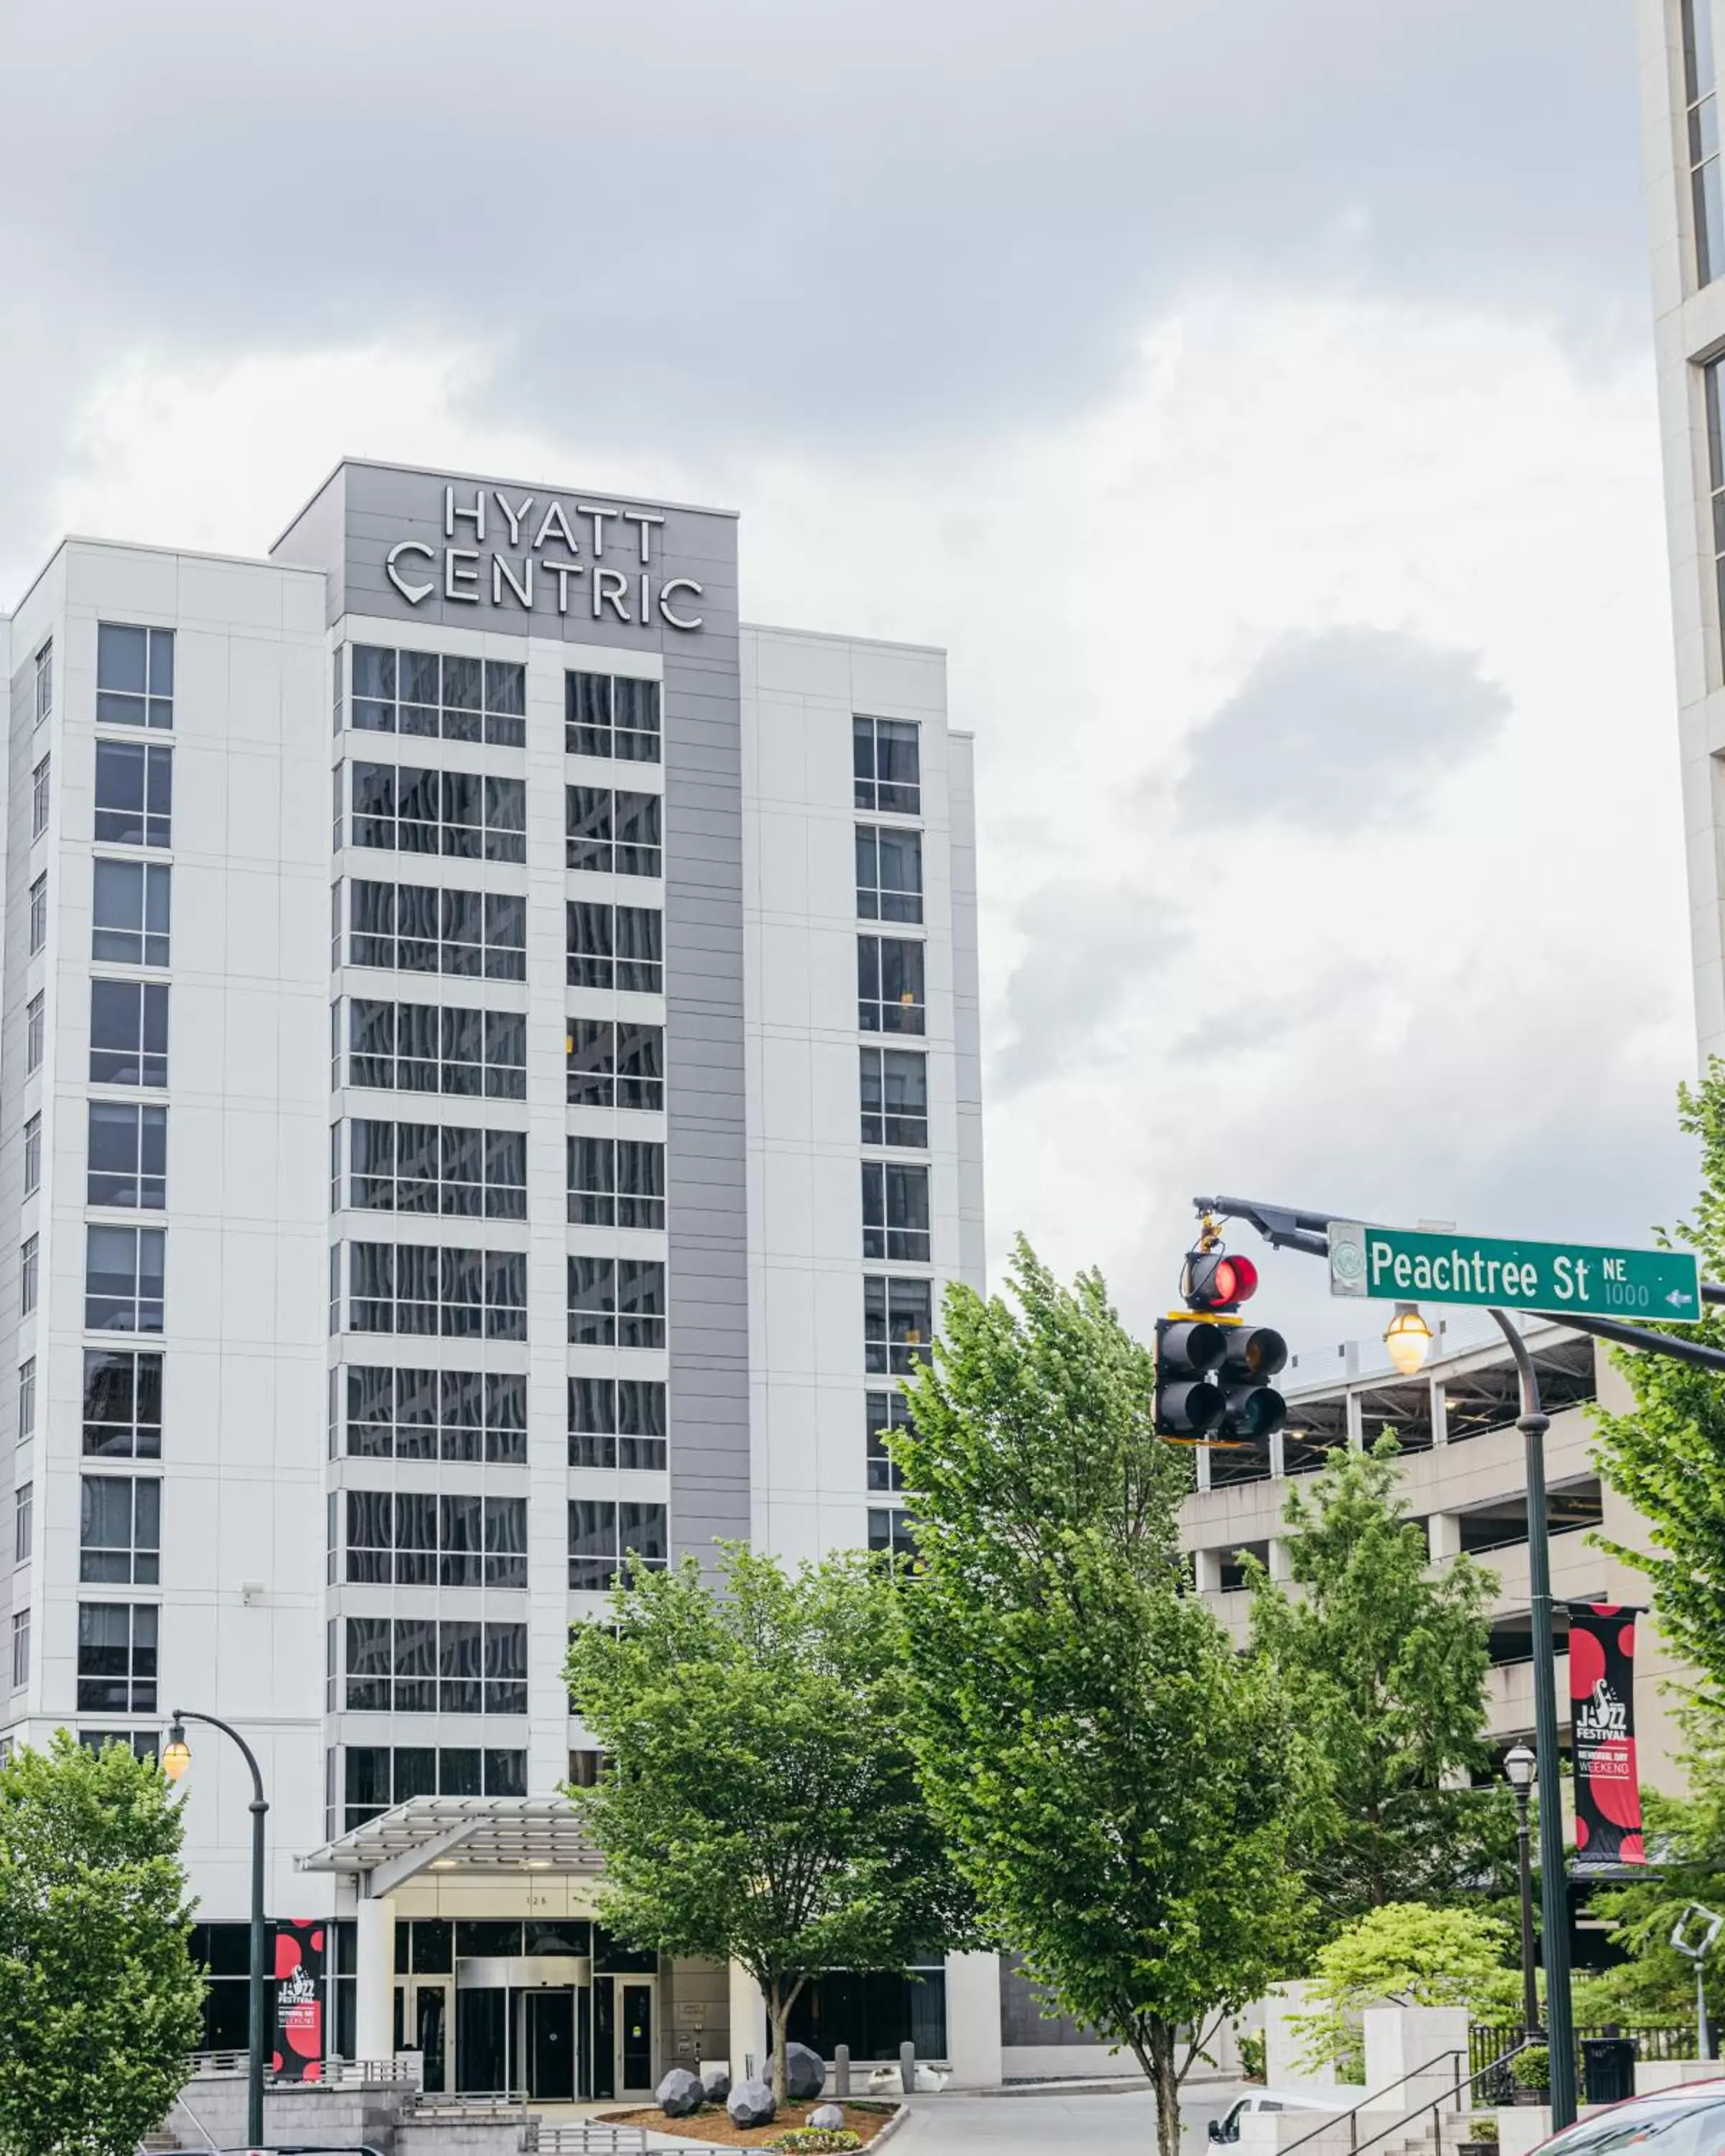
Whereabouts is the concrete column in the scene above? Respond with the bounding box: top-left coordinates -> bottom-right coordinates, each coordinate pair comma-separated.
944,1951 -> 1003,2087
1195,1442 -> 1213,1492
1194,1548 -> 1223,1594
1427,1512 -> 1461,1561
1268,1430 -> 1286,1480
356,1891 -> 395,2064
1267,1537 -> 1293,1582
728,1959 -> 768,2082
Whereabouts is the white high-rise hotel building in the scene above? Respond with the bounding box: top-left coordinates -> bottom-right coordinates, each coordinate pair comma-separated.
0,461 -> 990,2098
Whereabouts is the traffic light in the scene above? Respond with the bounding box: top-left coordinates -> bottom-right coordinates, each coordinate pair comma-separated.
1154,1240 -> 1290,1442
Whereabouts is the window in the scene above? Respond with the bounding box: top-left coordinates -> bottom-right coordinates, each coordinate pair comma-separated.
567,1749 -> 605,1788
80,1476 -> 160,1584
860,1047 -> 928,1147
92,741 -> 172,851
20,1236 -> 38,1318
856,826 -> 923,923
857,936 -> 925,1033
566,1019 -> 664,1110
336,1365 -> 526,1463
77,1602 -> 158,1711
344,763 -> 526,864
568,1499 -> 668,1589
92,860 -> 170,967
569,1377 -> 668,1470
868,1509 -> 919,1561
14,1480 -> 32,1565
1688,0 -> 1724,285
85,1225 -> 165,1333
83,1350 -> 162,1458
31,757 -> 50,840
565,672 -> 661,762
78,1730 -> 160,1764
567,1138 -> 666,1228
344,1616 -> 528,1714
91,980 -> 168,1087
341,1744 -> 525,1831
343,880 -> 525,981
339,1120 -> 526,1220
853,714 -> 921,814
25,995 -> 44,1076
340,999 -> 525,1100
862,1161 -> 931,1262
566,788 -> 663,875
33,640 -> 52,728
348,647 -> 526,748
97,625 -> 174,729
18,1359 -> 35,1446
28,875 -> 47,955
341,1242 -> 528,1340
22,1115 -> 40,1198
10,1610 -> 28,1691
344,1491 -> 527,1589
568,1257 -> 666,1348
868,1390 -> 915,1492
566,903 -> 663,992
865,1276 -> 932,1376
88,1102 -> 167,1210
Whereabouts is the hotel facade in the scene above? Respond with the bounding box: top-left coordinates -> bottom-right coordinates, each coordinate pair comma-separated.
0,460 -> 996,2099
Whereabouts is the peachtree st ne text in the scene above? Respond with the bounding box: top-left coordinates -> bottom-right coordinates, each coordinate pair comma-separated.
1367,1240 -> 1619,1302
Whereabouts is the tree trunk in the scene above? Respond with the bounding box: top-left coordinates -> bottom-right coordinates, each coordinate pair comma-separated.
769,1991 -> 790,2109
1149,2016 -> 1181,2156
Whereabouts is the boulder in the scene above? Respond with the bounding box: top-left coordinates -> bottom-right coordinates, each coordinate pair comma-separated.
656,2066 -> 704,2118
727,2076 -> 776,2129
810,2104 -> 845,2129
701,2063 -> 732,2104
781,2040 -> 826,2100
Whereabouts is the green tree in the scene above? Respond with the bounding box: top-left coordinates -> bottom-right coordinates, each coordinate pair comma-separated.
564,1544 -> 967,2108
1592,1064 -> 1725,1710
891,1240 -> 1307,2156
0,1731 -> 204,2156
1291,1902 -> 1514,2080
1246,1439 -> 1513,1934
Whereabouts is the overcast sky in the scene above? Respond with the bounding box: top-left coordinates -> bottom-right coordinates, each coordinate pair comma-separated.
0,0 -> 1697,1362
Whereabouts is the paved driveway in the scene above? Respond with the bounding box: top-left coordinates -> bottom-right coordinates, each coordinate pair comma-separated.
892,2081 -> 1241,2155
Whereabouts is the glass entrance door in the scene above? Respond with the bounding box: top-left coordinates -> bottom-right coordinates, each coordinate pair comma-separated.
413,1984 -> 451,2094
618,1981 -> 654,2095
525,1990 -> 576,2103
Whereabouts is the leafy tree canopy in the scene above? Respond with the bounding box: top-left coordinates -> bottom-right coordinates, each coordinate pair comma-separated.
1247,1438 -> 1514,1933
0,1731 -> 204,2156
564,1544 -> 968,2106
892,1239 -> 1308,2156
1293,1901 -> 1514,2079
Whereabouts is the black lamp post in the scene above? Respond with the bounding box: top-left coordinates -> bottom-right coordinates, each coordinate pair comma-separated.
1504,1741 -> 1540,2041
162,1710 -> 269,2147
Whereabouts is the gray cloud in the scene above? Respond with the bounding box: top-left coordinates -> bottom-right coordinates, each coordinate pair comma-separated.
1172,625 -> 1510,829
991,882 -> 1187,1098
0,0 -> 1644,586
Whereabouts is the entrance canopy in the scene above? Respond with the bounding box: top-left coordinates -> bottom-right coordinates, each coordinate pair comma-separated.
299,1796 -> 602,1895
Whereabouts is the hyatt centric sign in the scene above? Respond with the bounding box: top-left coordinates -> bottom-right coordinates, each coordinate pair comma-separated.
384,484 -> 706,631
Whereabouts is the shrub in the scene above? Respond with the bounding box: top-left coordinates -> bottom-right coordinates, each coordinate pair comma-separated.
1509,2045 -> 1550,2093
1469,2117 -> 1500,2143
1238,2030 -> 1266,2083
769,2134 -> 862,2154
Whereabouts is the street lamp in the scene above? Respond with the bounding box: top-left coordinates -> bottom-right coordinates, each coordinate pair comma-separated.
162,1710 -> 270,2146
1503,1742 -> 1541,2041
1383,1303 -> 1435,1376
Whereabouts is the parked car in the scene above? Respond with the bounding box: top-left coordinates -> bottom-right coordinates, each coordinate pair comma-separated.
1210,2089 -> 1358,2142
1534,2085 -> 1725,2156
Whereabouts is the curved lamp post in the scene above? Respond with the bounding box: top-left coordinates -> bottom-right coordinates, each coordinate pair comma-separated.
162,1710 -> 269,2146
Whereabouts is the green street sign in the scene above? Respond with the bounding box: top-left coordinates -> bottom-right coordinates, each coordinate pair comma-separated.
1328,1221 -> 1701,1322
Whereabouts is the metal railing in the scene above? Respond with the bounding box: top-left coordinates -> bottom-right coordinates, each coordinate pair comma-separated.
534,2131 -> 650,2156
186,2051 -> 415,2086
1470,2022 -> 1706,2105
1280,2040 -> 1541,2156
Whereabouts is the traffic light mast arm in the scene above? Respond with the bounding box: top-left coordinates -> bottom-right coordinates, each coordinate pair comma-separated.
1195,1194 -> 1725,1376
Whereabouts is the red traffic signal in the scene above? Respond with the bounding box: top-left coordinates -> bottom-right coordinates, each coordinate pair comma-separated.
1182,1250 -> 1259,1312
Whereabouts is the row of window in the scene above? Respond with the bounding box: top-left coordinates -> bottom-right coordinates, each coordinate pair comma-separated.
342,1617 -> 527,1715
330,1245 -> 667,1346
339,652 -> 665,767
344,766 -> 670,877
336,1121 -> 528,1220
19,980 -> 170,1091
1688,0 -> 1723,287
336,1494 -> 669,1593
333,1368 -> 667,1470
30,742 -> 172,854
342,1745 -> 525,1831
336,1003 -> 668,1112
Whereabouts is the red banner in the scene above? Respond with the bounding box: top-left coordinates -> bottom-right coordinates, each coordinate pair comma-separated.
272,1920 -> 326,2081
1568,1602 -> 1646,1874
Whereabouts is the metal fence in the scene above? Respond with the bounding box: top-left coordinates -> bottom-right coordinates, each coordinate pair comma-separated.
1469,2024 -> 1700,2104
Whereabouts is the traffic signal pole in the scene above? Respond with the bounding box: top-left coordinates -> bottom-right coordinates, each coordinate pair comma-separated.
1187,1190 -> 1725,2132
